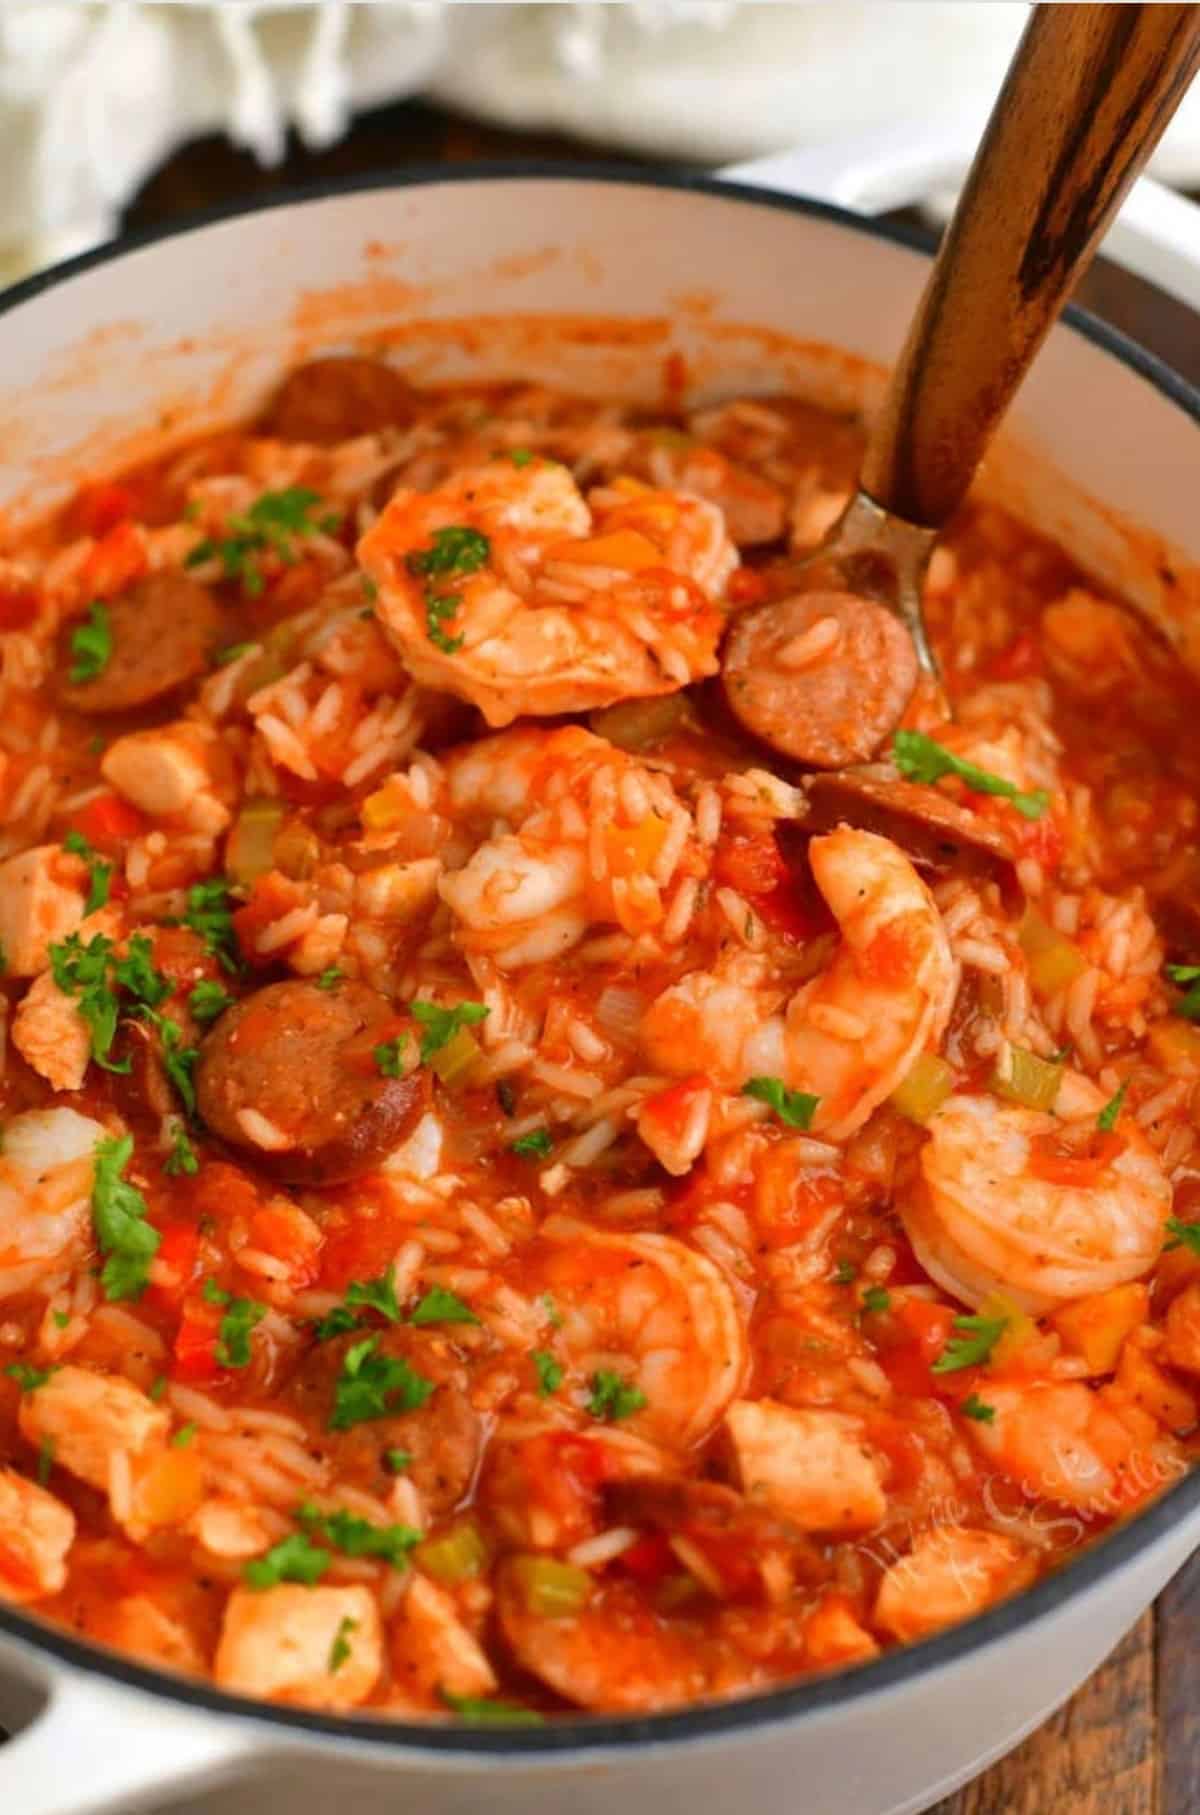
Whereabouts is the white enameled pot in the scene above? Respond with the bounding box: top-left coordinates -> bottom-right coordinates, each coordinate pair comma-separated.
0,170 -> 1198,1815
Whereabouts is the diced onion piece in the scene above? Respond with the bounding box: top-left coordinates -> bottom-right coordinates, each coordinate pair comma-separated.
1051,1283 -> 1149,1375
361,778 -> 408,833
509,1555 -> 593,1618
595,986 -> 644,1040
416,1519 -> 488,1585
273,818 -> 321,881
991,1046 -> 1063,1113
430,1028 -> 482,1089
1019,909 -> 1088,995
890,1053 -> 955,1124
1147,1018 -> 1200,1074
226,797 -> 285,887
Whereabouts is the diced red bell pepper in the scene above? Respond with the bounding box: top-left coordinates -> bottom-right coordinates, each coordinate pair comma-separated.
80,520 -> 146,597
640,1075 -> 710,1143
988,631 -> 1042,682
68,792 -> 146,851
878,1298 -> 958,1398
148,1224 -> 201,1308
618,1531 -> 675,1587
0,584 -> 40,631
70,481 -> 137,540
171,1296 -> 223,1384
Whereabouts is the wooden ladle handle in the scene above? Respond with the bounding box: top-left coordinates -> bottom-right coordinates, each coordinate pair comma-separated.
861,3 -> 1200,528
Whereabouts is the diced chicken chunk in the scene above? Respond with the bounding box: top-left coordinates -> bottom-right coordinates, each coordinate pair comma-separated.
215,1585 -> 382,1709
391,1573 -> 497,1706
19,1366 -> 170,1495
726,1399 -> 886,1534
0,1466 -> 75,1603
0,1107 -> 105,1301
801,1594 -> 880,1670
1165,1283 -> 1200,1374
0,844 -> 87,976
874,1526 -> 1033,1643
12,967 -> 91,1090
96,1595 -> 205,1675
101,721 -> 230,829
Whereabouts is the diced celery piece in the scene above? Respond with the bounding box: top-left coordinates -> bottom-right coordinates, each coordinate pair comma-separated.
991,1046 -> 1063,1112
430,1027 -> 482,1088
225,796 -> 284,886
890,1053 -> 956,1124
416,1520 -> 488,1585
510,1555 -> 592,1618
1019,909 -> 1088,995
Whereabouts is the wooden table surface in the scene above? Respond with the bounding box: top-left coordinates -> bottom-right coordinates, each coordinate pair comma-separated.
124,99 -> 1200,1815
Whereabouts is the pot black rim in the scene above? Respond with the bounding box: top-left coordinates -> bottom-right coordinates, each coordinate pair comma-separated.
0,160 -> 1198,1761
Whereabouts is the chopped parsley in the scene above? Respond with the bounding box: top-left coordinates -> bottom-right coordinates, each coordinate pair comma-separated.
541,1293 -> 563,1330
510,1128 -> 553,1160
180,879 -> 240,974
328,1616 -> 358,1675
51,1310 -> 71,1330
410,1286 -> 478,1328
330,1336 -> 436,1431
960,1394 -> 996,1424
410,999 -> 489,1063
587,1369 -> 647,1422
861,1286 -> 892,1314
931,1312 -> 1009,1375
171,1422 -> 197,1449
1166,1216 -> 1200,1256
91,1134 -> 161,1301
185,487 -> 339,597
296,1501 -> 422,1569
531,1350 -> 563,1396
345,1267 -> 402,1324
35,1437 -> 55,1485
374,1036 -> 409,1078
1166,963 -> 1200,1022
243,1531 -> 331,1590
316,967 -> 344,992
893,729 -> 1049,821
62,829 -> 112,914
67,600 -> 112,684
312,1305 -> 364,1343
441,1691 -> 544,1727
112,935 -> 171,1009
148,1374 -> 168,1402
741,1076 -> 820,1130
5,1362 -> 56,1394
384,1448 -> 412,1475
833,1260 -> 857,1286
1097,1079 -> 1130,1132
48,932 -> 127,1071
143,1012 -> 199,1115
214,641 -> 255,666
508,449 -> 534,468
405,526 -> 490,656
201,1279 -> 266,1369
187,979 -> 234,1025
164,1125 -> 199,1177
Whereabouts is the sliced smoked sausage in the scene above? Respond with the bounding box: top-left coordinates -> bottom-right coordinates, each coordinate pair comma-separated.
195,978 -> 426,1184
722,590 -> 919,768
58,573 -> 222,715
797,770 -> 1018,892
265,357 -> 414,445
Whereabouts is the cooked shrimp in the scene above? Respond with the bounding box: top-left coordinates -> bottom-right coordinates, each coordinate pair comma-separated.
626,433 -> 786,545
533,1215 -> 748,1449
440,725 -> 700,965
903,1093 -> 1171,1314
642,828 -> 958,1139
874,1526 -> 1033,1642
0,1468 -> 75,1604
0,1108 -> 107,1300
358,459 -> 733,725
969,1379 -> 1175,1512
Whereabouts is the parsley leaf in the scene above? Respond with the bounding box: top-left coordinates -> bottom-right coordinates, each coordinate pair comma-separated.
931,1312 -> 1009,1375
1166,963 -> 1200,1022
68,601 -> 113,684
1166,1216 -> 1200,1255
214,641 -> 255,666
742,1076 -> 820,1129
510,1128 -> 553,1159
142,1013 -> 198,1115
62,829 -> 112,914
91,1134 -> 160,1301
5,1362 -> 56,1394
36,1437 -> 55,1485
406,527 -> 490,657
48,932 -> 127,1071
112,935 -> 170,1009
243,1531 -> 331,1590
188,979 -> 234,1025
164,1125 -> 199,1177
180,879 -> 240,974
171,1422 -> 197,1448
344,1267 -> 402,1324
1097,1078 -> 1130,1132
441,1691 -> 544,1727
374,1036 -> 408,1078
296,1501 -> 422,1569
893,729 -> 1049,821
202,1278 -> 266,1368
960,1393 -> 996,1423
531,1350 -> 562,1396
312,1305 -> 363,1342
328,1615 -> 357,1674
410,1286 -> 479,1327
861,1286 -> 892,1314
384,1449 -> 412,1474
410,999 -> 489,1064
833,1260 -> 857,1285
316,968 -> 343,992
185,487 -> 337,596
587,1369 -> 647,1422
330,1336 -> 436,1430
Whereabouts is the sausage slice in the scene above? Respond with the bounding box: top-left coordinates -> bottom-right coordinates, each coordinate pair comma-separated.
796,770 -> 1018,892
58,573 -> 222,715
195,979 -> 426,1184
722,590 -> 919,767
265,357 -> 414,445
